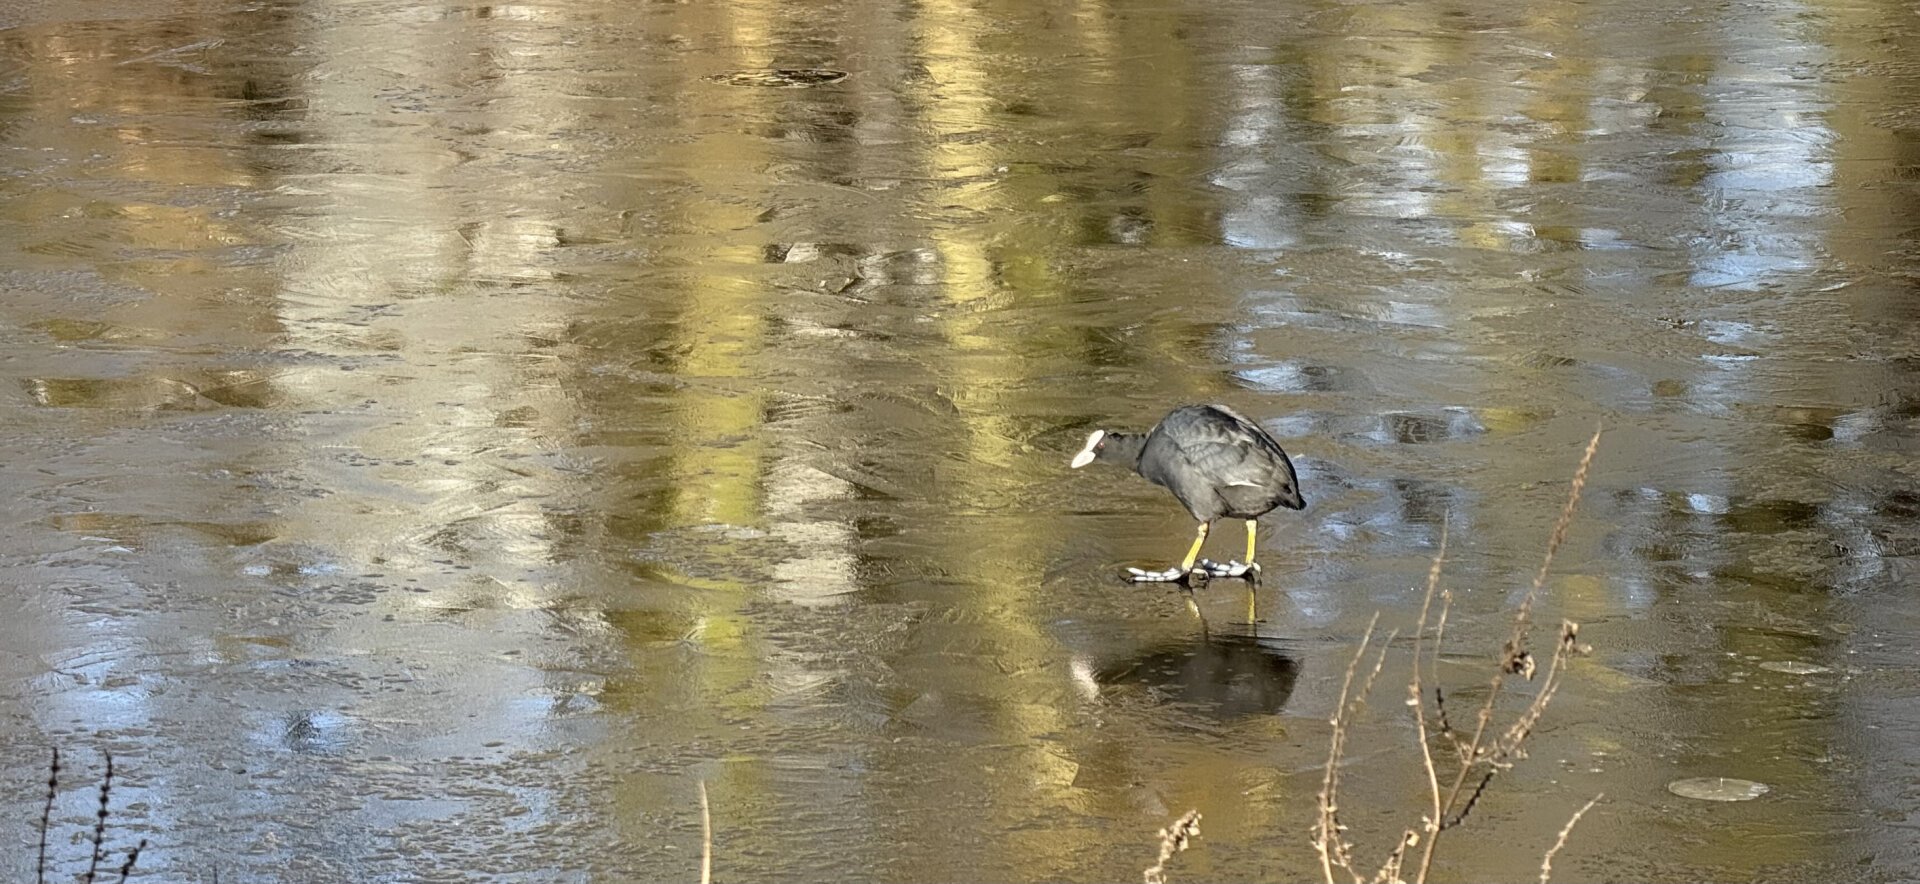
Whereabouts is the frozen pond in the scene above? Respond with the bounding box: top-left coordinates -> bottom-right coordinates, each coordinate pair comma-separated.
3,0 -> 1920,880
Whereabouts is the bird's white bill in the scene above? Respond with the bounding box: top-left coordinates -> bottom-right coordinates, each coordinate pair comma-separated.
1069,429 -> 1104,468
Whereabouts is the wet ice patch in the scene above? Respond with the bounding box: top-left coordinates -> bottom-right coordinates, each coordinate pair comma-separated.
1234,360 -> 1350,393
254,708 -> 354,755
706,69 -> 849,88
1366,408 -> 1485,445
1686,493 -> 1730,515
1668,777 -> 1769,802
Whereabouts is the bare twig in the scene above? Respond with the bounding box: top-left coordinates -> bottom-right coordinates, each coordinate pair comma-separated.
1434,642 -> 1505,846
1416,427 -> 1601,883
115,839 -> 147,884
38,747 -> 59,884
1430,590 -> 1463,764
1144,809 -> 1202,884
1372,524 -> 1451,884
1441,771 -> 1495,831
1539,794 -> 1603,883
1373,828 -> 1420,884
1408,525 -> 1449,850
1504,428 -> 1602,677
84,752 -> 114,884
1316,612 -> 1380,884
1498,623 -> 1585,757
699,780 -> 713,884
1355,632 -> 1397,724
1450,625 -> 1588,836
1310,433 -> 1602,884
1336,623 -> 1398,882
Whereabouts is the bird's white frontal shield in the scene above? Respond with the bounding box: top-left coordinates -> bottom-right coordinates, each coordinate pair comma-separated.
1069,429 -> 1104,468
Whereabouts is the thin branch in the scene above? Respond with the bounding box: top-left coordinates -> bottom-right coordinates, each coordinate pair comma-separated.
115,839 -> 147,884
1406,523 -> 1449,884
699,780 -> 713,884
1432,683 -> 1460,759
1441,626 -> 1586,832
1432,656 -> 1505,856
1504,427 -> 1601,676
1429,588 -> 1453,686
1316,612 -> 1380,884
1354,631 -> 1397,724
1430,590 -> 1464,764
85,752 -> 114,884
1373,829 -> 1419,884
1340,627 -> 1399,878
1498,623 -> 1584,757
1539,794 -> 1603,883
1421,427 -> 1601,882
1441,771 -> 1496,830
1144,809 -> 1202,884
38,747 -> 59,884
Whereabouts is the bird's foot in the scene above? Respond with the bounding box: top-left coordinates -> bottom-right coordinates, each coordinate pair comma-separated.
1196,559 -> 1261,579
1126,565 -> 1194,584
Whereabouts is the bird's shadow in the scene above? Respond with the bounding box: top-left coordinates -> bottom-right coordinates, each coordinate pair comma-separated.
1085,612 -> 1302,719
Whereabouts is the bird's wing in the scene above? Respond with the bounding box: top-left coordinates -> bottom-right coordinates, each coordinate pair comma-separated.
1173,437 -> 1276,488
1162,407 -> 1289,484
1204,405 -> 1291,460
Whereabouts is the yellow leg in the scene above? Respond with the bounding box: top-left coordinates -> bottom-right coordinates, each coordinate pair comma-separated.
1179,522 -> 1210,571
1245,519 -> 1258,566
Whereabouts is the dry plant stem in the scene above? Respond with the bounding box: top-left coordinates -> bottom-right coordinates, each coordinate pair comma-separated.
1539,794 -> 1603,884
1144,809 -> 1202,884
1400,526 -> 1449,884
1446,772 -> 1497,831
1411,528 -> 1448,827
1418,428 -> 1600,884
1430,590 -> 1463,764
1317,612 -> 1380,884
38,747 -> 59,884
1373,829 -> 1419,884
699,780 -> 713,884
1498,622 -> 1582,756
1330,623 -> 1398,884
1355,634 -> 1396,727
115,839 -> 147,884
1505,428 -> 1602,676
85,752 -> 114,884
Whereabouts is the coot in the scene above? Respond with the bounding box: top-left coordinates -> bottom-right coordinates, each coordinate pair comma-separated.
1070,404 -> 1304,582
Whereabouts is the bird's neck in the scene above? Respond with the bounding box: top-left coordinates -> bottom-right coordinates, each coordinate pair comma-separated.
1100,433 -> 1149,469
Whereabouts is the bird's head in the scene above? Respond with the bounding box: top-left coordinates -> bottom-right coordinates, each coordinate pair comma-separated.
1069,429 -> 1108,469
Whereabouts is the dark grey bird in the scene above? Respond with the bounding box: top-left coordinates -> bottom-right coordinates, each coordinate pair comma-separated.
1070,404 -> 1304,582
